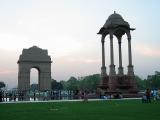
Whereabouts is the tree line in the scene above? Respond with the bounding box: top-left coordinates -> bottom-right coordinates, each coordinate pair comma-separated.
1,73 -> 160,91
51,74 -> 101,92
52,74 -> 160,91
133,74 -> 160,90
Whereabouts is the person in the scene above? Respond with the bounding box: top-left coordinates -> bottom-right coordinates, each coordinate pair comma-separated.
153,89 -> 157,101
158,89 -> 160,96
5,92 -> 8,102
142,94 -> 147,103
43,91 -> 48,101
33,92 -> 36,101
74,90 -> 79,99
13,94 -> 16,101
19,91 -> 22,101
103,94 -> 108,99
146,89 -> 151,103
2,91 -> 4,101
22,92 -> 24,101
0,90 -> 2,102
51,91 -> 54,100
9,93 -> 12,101
80,90 -> 84,99
83,90 -> 88,102
156,89 -> 160,101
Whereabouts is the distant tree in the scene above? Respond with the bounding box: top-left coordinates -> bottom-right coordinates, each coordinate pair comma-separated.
0,81 -> 5,89
134,75 -> 146,90
66,77 -> 79,91
78,74 -> 101,91
51,79 -> 63,90
147,74 -> 160,89
61,74 -> 101,91
60,80 -> 67,90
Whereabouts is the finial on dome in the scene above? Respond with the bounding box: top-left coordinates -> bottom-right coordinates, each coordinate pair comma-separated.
114,11 -> 116,14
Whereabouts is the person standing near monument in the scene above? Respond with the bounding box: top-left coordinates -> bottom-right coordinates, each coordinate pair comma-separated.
43,91 -> 48,101
0,90 -> 2,102
13,94 -> 16,101
83,89 -> 88,102
34,92 -> 36,101
146,89 -> 151,103
9,92 -> 12,101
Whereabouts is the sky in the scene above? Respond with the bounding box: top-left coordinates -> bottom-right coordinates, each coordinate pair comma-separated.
0,0 -> 160,89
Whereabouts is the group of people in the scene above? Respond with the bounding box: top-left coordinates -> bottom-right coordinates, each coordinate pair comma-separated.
0,90 -> 18,102
142,89 -> 160,103
2,89 -> 160,103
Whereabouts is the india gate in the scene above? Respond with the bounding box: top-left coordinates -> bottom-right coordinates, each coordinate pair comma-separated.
18,46 -> 52,92
98,12 -> 138,95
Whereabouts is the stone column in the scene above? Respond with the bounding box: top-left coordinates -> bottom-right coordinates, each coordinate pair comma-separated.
109,34 -> 116,75
101,35 -> 107,77
118,38 -> 123,75
127,37 -> 134,75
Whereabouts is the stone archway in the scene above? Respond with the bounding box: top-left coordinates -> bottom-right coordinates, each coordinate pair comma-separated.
18,46 -> 52,92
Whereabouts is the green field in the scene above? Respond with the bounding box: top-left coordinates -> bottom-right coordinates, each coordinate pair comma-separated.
0,100 -> 160,120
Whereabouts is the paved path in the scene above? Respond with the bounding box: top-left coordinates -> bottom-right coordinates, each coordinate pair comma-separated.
0,98 -> 141,104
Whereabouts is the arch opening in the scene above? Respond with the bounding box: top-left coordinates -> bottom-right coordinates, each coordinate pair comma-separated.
30,68 -> 39,92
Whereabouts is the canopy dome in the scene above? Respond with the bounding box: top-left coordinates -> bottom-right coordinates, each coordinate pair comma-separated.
103,11 -> 129,28
98,11 -> 135,35
108,12 -> 123,21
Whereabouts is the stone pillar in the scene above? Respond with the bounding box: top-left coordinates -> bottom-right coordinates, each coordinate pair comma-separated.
127,37 -> 134,75
109,34 -> 116,75
101,35 -> 107,77
118,38 -> 123,75
18,70 -> 30,91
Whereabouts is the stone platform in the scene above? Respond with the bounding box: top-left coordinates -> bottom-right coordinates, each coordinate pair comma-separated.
99,75 -> 138,97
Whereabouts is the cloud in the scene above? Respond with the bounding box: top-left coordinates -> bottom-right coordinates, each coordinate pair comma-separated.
67,58 -> 101,63
0,69 -> 15,75
134,43 -> 160,57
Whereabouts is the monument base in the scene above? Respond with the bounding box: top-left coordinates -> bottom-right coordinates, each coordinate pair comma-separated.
98,75 -> 139,98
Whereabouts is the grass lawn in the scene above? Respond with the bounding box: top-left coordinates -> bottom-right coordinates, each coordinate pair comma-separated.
0,100 -> 160,120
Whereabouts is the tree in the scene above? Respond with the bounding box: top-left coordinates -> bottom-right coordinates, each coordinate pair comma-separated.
78,74 -> 101,91
134,75 -> 146,90
0,81 -> 5,89
51,79 -> 63,90
147,74 -> 160,89
65,77 -> 79,91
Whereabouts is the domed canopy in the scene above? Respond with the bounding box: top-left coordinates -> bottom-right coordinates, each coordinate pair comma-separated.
98,11 -> 135,36
103,11 -> 129,28
108,12 -> 123,21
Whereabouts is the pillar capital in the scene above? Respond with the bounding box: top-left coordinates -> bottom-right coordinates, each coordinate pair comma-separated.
101,35 -> 105,42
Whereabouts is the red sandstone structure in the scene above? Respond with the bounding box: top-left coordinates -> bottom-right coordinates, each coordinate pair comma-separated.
98,12 -> 138,96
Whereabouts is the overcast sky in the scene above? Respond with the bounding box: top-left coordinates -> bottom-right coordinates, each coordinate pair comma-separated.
0,0 -> 160,89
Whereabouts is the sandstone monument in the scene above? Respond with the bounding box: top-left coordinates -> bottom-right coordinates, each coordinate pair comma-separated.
98,12 -> 138,96
18,46 -> 52,92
